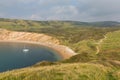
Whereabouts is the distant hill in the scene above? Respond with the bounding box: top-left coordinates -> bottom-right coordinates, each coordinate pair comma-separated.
89,21 -> 120,27
0,18 -> 120,28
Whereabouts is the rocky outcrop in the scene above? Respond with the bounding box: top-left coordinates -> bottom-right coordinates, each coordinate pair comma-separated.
0,29 -> 76,59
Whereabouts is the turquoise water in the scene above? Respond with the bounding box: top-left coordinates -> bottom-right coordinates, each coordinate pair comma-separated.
0,42 -> 62,72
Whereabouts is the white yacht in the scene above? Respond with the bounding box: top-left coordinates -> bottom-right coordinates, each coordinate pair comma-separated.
23,48 -> 29,53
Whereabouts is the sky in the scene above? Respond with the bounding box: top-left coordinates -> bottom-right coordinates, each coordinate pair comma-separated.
0,0 -> 120,22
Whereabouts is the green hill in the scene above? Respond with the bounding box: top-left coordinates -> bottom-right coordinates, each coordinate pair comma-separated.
0,63 -> 119,80
0,18 -> 120,80
89,21 -> 120,27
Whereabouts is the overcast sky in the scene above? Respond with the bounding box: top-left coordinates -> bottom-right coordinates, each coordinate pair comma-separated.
0,0 -> 120,22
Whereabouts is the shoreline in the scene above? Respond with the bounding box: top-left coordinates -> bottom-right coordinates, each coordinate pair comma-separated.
0,40 -> 76,59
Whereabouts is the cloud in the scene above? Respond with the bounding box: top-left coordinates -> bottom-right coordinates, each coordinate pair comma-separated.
0,0 -> 120,21
30,14 -> 44,20
34,5 -> 79,20
77,0 -> 120,17
53,6 -> 78,15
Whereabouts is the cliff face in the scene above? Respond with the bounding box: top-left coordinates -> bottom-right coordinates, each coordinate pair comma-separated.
0,29 -> 59,44
0,29 -> 76,59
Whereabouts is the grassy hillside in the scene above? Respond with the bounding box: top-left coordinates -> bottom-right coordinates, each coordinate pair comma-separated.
63,31 -> 120,68
0,18 -> 120,80
100,31 -> 120,53
0,63 -> 119,80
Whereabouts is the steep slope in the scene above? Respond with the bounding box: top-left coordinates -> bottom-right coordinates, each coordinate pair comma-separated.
0,29 -> 59,44
100,30 -> 120,53
98,30 -> 120,61
63,30 -> 120,68
0,63 -> 119,80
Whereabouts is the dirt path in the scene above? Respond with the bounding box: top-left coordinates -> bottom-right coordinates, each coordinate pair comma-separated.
95,35 -> 107,54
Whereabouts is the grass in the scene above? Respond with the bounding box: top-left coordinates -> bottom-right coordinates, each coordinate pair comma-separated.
100,31 -> 120,51
0,63 -> 119,80
63,30 -> 120,68
97,31 -> 120,61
